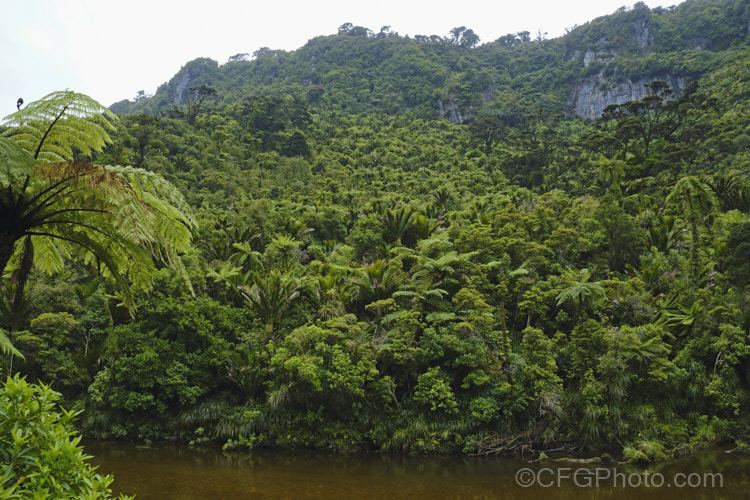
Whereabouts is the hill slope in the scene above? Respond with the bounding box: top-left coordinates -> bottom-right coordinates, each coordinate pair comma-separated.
111,0 -> 749,121
8,0 -> 750,460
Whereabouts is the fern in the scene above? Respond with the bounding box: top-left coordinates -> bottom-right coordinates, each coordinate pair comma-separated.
0,91 -> 196,315
0,328 -> 22,358
2,90 -> 117,162
0,138 -> 37,185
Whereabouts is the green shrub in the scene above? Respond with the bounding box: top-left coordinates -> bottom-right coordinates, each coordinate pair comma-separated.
0,375 -> 132,499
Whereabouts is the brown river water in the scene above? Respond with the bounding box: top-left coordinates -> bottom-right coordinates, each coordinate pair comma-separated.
85,441 -> 750,499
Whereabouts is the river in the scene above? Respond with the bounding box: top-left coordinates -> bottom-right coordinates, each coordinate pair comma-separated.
85,442 -> 749,499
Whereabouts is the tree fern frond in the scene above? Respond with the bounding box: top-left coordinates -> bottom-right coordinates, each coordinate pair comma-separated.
66,229 -> 152,312
0,328 -> 23,358
555,288 -> 578,307
105,165 -> 196,227
36,162 -> 131,192
0,137 -> 37,185
389,246 -> 415,258
417,233 -> 453,256
2,90 -> 117,162
158,242 -> 196,298
426,312 -> 456,323
422,288 -> 449,299
29,235 -> 66,275
411,274 -> 435,293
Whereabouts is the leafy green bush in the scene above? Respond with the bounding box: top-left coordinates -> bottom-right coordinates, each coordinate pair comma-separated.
0,375 -> 132,499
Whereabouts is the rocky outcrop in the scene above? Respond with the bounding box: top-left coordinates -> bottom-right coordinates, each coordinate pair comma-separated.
173,71 -> 193,105
568,72 -> 686,120
582,49 -> 612,67
480,84 -> 494,103
633,19 -> 653,49
437,98 -> 467,124
167,58 -> 220,105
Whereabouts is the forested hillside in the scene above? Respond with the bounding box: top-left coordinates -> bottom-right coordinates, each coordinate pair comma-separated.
3,0 -> 750,462
112,0 -> 749,121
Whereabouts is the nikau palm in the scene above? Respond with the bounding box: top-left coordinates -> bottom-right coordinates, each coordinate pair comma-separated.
238,271 -> 303,335
0,91 -> 196,352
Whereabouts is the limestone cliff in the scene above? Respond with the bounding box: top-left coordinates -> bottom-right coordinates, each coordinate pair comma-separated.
167,58 -> 221,105
569,72 -> 686,120
437,98 -> 467,124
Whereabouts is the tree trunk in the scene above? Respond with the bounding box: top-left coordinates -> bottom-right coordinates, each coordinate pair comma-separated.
0,233 -> 17,279
9,238 -> 33,330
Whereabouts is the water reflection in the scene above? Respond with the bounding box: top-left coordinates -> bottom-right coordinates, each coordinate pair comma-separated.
85,442 -> 749,499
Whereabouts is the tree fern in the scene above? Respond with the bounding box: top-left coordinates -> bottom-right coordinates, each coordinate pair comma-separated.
1,91 -> 196,315
555,268 -> 606,319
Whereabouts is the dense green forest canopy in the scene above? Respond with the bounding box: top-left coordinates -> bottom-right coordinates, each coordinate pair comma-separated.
3,0 -> 750,462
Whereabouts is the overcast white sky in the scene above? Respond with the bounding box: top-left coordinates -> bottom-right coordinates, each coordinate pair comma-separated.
2,0 -> 678,115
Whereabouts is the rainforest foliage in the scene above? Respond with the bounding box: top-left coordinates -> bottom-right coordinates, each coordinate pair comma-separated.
3,0 -> 750,461
0,376 -> 132,499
